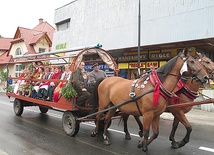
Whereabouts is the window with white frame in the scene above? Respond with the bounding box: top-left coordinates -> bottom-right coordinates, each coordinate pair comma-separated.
15,64 -> 23,77
15,48 -> 22,56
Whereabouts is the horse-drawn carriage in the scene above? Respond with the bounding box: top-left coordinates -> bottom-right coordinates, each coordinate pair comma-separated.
5,45 -> 214,154
5,44 -> 119,136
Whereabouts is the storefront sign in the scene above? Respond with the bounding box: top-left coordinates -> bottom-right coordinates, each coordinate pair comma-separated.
118,54 -> 148,62
129,62 -> 146,68
128,61 -> 158,69
55,42 -> 68,50
146,62 -> 158,68
149,52 -> 171,60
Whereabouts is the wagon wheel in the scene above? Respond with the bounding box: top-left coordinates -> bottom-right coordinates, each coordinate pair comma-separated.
62,111 -> 80,136
39,106 -> 49,113
13,98 -> 24,116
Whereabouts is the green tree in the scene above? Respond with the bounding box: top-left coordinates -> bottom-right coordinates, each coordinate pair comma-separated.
0,69 -> 8,82
0,35 -> 3,38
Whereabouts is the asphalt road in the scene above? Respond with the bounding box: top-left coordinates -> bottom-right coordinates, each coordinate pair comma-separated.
0,93 -> 214,155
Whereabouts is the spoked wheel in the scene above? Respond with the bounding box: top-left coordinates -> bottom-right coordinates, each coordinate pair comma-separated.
39,106 -> 49,113
62,111 -> 80,136
13,98 -> 24,116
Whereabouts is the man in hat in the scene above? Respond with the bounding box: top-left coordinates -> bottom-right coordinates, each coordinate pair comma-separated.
88,63 -> 107,86
71,61 -> 90,108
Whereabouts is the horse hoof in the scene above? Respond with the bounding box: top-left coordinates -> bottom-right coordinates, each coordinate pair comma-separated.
90,131 -> 97,137
142,148 -> 150,155
171,142 -> 179,149
138,131 -> 143,138
103,139 -> 111,146
137,141 -> 143,148
125,134 -> 131,140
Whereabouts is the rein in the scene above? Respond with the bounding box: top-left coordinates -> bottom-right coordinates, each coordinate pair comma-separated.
77,89 -> 154,120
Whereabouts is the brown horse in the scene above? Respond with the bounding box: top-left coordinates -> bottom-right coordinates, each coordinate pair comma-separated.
123,53 -> 214,149
122,52 -> 214,147
91,49 -> 209,154
167,52 -> 214,149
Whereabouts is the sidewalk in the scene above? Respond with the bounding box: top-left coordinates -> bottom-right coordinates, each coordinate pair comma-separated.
161,95 -> 214,126
160,108 -> 214,126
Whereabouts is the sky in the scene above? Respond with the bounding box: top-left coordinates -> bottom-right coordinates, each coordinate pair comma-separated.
0,0 -> 73,38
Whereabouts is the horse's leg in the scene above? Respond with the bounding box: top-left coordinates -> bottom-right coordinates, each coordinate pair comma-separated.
91,112 -> 102,137
147,115 -> 160,146
169,117 -> 180,148
134,116 -> 144,137
103,109 -> 117,145
171,112 -> 192,149
122,114 -> 131,140
138,112 -> 153,155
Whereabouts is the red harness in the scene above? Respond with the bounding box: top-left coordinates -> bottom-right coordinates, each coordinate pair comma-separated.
172,79 -> 199,103
149,68 -> 174,106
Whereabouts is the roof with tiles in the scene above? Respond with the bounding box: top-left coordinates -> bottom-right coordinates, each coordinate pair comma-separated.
0,51 -> 13,64
0,18 -> 55,64
0,38 -> 13,51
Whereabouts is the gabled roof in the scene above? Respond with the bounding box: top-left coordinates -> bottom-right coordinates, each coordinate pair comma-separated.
32,19 -> 55,41
0,38 -> 13,51
7,19 -> 55,57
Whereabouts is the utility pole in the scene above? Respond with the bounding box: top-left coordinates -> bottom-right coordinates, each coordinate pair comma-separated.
137,0 -> 141,75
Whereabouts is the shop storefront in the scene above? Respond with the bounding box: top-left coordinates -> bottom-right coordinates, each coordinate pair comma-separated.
117,48 -> 181,79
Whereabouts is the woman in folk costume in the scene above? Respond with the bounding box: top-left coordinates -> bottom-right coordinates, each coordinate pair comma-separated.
38,66 -> 62,101
33,61 -> 44,79
13,68 -> 26,95
33,66 -> 45,93
44,66 -> 51,79
53,64 -> 72,102
17,66 -> 33,96
13,63 -> 35,95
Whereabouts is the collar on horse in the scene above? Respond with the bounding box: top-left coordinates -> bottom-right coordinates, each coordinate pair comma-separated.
150,68 -> 174,105
172,79 -> 199,103
129,68 -> 174,107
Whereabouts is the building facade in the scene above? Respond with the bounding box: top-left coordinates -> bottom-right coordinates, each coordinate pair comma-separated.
0,19 -> 55,78
52,0 -> 214,78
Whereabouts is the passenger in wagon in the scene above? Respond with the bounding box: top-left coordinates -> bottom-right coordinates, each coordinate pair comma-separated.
87,63 -> 107,108
53,64 -> 72,102
88,63 -> 107,87
33,61 -> 44,78
32,66 -> 45,93
71,61 -> 90,108
41,66 -> 62,101
17,67 -> 33,97
44,66 -> 51,79
13,68 -> 26,95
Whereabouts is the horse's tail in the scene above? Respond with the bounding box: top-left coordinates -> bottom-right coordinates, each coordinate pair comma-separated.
91,77 -> 105,114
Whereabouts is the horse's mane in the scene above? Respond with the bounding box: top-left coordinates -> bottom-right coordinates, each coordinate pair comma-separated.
156,56 -> 178,82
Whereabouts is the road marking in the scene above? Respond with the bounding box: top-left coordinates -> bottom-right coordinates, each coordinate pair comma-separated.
199,146 -> 214,153
2,102 -> 214,152
0,150 -> 9,155
83,122 -> 140,137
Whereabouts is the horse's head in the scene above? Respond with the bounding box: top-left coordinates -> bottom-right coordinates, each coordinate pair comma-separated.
196,52 -> 214,81
179,48 -> 209,84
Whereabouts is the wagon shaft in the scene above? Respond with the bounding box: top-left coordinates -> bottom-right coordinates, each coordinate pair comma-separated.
167,98 -> 214,109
